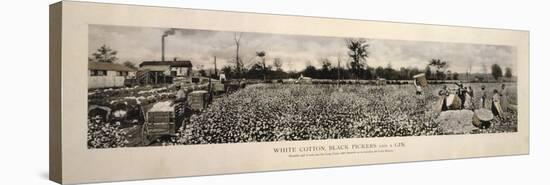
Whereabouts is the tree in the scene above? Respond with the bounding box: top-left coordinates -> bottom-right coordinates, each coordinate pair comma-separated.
410,67 -> 420,80
221,65 -> 234,79
384,63 -> 397,80
233,33 -> 243,78
91,45 -> 118,63
365,66 -> 374,80
399,67 -> 408,80
452,72 -> 459,80
466,60 -> 473,81
123,61 -> 137,69
246,63 -> 264,79
273,58 -> 283,71
491,64 -> 503,81
425,66 -> 432,80
346,39 -> 369,79
198,69 -> 207,77
428,59 -> 449,80
256,51 -> 267,81
375,66 -> 385,79
320,58 -> 332,79
303,65 -> 318,79
446,70 -> 452,80
196,65 -> 207,77
505,67 -> 512,78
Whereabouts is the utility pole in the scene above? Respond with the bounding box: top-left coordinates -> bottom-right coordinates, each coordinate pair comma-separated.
161,35 -> 166,61
337,55 -> 341,87
214,56 -> 218,79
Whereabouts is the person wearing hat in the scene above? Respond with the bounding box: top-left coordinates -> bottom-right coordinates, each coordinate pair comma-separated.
464,86 -> 474,110
499,83 -> 510,112
413,79 -> 423,95
454,81 -> 466,109
480,85 -> 487,109
492,89 -> 503,117
438,85 -> 449,111
173,84 -> 187,132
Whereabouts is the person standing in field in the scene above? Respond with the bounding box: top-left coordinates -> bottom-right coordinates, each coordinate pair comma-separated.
413,79 -> 423,95
438,85 -> 449,111
173,84 -> 187,132
491,89 -> 503,117
500,84 -> 508,111
480,85 -> 487,109
454,81 -> 467,109
464,86 -> 474,110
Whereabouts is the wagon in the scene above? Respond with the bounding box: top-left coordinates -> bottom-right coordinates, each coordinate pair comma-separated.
141,101 -> 177,145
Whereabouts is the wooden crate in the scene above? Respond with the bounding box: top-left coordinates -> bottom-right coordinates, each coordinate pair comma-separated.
147,111 -> 175,123
189,90 -> 208,111
213,83 -> 225,92
146,122 -> 175,134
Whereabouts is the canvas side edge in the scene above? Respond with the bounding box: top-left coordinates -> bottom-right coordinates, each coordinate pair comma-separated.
49,1 -> 63,184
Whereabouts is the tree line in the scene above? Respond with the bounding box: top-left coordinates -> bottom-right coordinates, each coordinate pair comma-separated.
90,39 -> 513,82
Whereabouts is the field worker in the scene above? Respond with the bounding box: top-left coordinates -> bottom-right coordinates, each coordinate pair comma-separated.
500,84 -> 509,111
480,85 -> 487,108
491,89 -> 502,117
413,79 -> 423,95
464,86 -> 474,110
438,85 -> 449,111
173,84 -> 187,132
454,81 -> 467,109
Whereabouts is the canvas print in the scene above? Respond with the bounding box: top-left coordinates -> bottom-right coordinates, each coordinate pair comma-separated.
87,24 -> 517,148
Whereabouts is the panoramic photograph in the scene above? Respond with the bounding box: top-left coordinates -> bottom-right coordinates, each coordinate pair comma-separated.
87,24 -> 517,148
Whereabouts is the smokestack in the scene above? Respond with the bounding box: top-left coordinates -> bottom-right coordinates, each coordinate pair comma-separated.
214,56 -> 217,77
161,29 -> 176,62
162,35 -> 166,61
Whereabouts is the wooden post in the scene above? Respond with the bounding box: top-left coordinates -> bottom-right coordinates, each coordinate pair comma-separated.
214,56 -> 217,78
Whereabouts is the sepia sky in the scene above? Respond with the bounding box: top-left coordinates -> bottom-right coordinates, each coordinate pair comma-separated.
89,25 -> 516,74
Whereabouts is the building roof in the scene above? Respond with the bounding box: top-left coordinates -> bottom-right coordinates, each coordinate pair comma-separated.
89,62 -> 136,72
139,60 -> 193,68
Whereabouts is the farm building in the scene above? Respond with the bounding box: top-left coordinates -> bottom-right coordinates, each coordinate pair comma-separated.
139,60 -> 193,77
88,61 -> 137,89
138,60 -> 193,84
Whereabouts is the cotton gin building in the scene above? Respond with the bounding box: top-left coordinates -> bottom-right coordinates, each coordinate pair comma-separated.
88,61 -> 137,89
138,60 -> 193,84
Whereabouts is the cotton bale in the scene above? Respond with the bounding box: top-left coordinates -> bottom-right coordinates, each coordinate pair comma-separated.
472,109 -> 494,128
446,94 -> 461,110
413,73 -> 428,87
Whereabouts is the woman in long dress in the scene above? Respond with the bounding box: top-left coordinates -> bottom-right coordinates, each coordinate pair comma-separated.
480,85 -> 487,109
500,84 -> 509,112
463,86 -> 474,110
436,85 -> 449,112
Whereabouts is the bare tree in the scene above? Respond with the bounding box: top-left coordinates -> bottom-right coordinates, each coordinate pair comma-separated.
466,60 -> 473,82
273,58 -> 283,71
482,63 -> 488,74
256,51 -> 267,81
233,33 -> 243,78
